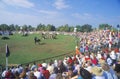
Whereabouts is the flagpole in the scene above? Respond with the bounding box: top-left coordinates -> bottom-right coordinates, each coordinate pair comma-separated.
5,44 -> 9,71
6,57 -> 8,71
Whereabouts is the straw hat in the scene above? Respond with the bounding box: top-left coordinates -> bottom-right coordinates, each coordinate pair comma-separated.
91,66 -> 103,76
98,59 -> 106,64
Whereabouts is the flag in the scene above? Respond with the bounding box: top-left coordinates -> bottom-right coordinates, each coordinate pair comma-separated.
6,44 -> 10,57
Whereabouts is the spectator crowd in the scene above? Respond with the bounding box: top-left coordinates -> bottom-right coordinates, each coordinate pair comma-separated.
1,29 -> 120,79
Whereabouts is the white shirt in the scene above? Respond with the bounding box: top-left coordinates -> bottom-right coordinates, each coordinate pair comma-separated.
49,74 -> 57,79
2,70 -> 7,77
34,71 -> 42,79
92,76 -> 105,79
106,58 -> 112,65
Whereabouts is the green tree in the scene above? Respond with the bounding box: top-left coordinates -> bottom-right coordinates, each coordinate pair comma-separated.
76,25 -> 82,32
69,26 -> 74,32
0,24 -> 9,31
81,24 -> 93,32
57,25 -> 64,32
57,24 -> 71,32
64,24 -> 70,32
99,24 -> 111,30
9,24 -> 15,31
14,25 -> 20,31
22,25 -> 28,31
37,23 -> 46,31
28,25 -> 34,31
46,24 -> 56,31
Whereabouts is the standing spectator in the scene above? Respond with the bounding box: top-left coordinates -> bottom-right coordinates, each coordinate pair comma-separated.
34,68 -> 43,79
80,46 -> 84,53
28,72 -> 37,79
47,62 -> 54,74
110,51 -> 117,65
91,66 -> 105,79
42,67 -> 50,79
49,67 -> 58,79
31,62 -> 37,71
106,54 -> 113,66
76,46 -> 81,55
19,69 -> 27,79
101,63 -> 118,79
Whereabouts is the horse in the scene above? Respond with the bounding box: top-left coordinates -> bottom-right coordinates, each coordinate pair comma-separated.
34,37 -> 41,44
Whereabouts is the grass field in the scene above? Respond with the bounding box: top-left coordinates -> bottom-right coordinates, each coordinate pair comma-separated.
0,33 -> 76,65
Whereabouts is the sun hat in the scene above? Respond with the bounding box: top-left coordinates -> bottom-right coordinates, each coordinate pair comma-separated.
98,59 -> 106,64
42,63 -> 47,68
91,66 -> 103,76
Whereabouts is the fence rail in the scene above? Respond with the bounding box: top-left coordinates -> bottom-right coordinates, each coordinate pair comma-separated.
22,50 -> 75,66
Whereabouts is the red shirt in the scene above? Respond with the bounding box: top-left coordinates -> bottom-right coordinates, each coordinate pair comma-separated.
91,57 -> 98,65
42,70 -> 50,79
85,57 -> 91,61
68,59 -> 73,65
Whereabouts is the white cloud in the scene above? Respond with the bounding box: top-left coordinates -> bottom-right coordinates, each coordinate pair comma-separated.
72,13 -> 93,20
39,10 -> 58,15
0,10 -> 41,26
2,0 -> 34,8
0,10 -> 63,27
37,10 -> 61,19
53,0 -> 69,10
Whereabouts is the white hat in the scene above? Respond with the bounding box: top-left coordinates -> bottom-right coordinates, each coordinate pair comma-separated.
42,63 -> 47,68
111,51 -> 115,55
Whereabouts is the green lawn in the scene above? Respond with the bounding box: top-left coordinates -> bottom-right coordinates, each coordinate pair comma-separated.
0,33 -> 76,65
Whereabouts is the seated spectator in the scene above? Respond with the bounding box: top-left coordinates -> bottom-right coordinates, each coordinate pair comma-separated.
38,64 -> 43,73
67,56 -> 74,66
91,53 -> 98,66
47,62 -> 54,74
49,67 -> 58,79
28,71 -> 37,79
33,68 -> 43,79
100,62 -> 118,79
42,67 -> 50,79
56,73 -> 63,79
80,67 -> 92,79
58,60 -> 66,73
106,54 -> 113,66
31,62 -> 37,71
19,69 -> 27,79
14,71 -> 20,79
91,66 -> 105,79
110,51 -> 117,65
85,61 -> 92,73
2,69 -> 7,78
114,63 -> 120,79
5,70 -> 12,79
54,60 -> 58,67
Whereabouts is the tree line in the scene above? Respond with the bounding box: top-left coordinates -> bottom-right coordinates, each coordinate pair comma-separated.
0,23 -> 119,32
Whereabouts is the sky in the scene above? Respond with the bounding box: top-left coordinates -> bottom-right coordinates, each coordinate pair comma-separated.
0,0 -> 120,27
